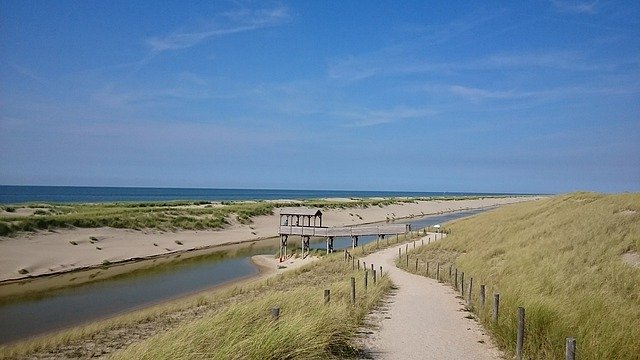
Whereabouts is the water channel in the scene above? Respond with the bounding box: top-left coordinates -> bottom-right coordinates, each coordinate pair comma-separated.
0,208 -> 487,344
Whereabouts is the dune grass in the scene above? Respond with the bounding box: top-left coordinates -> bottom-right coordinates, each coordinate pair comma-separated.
0,245 -> 392,359
0,196 -> 503,237
398,192 -> 640,359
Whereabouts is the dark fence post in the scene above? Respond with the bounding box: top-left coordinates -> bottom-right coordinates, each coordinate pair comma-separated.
426,262 -> 429,277
516,307 -> 525,360
271,307 -> 280,320
364,270 -> 368,290
467,277 -> 473,305
436,262 -> 440,282
350,277 -> 356,304
480,285 -> 486,309
415,258 -> 418,271
492,293 -> 500,323
461,272 -> 465,295
380,265 -> 383,277
565,337 -> 576,360
324,289 -> 330,304
373,269 -> 377,284
454,269 -> 458,289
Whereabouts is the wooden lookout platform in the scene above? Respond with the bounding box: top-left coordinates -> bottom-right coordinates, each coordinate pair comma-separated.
277,208 -> 410,258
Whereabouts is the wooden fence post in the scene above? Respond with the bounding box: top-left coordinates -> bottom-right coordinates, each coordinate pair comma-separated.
436,262 -> 440,282
454,269 -> 458,289
406,253 -> 409,267
352,257 -> 355,270
380,265 -> 383,277
461,272 -> 465,295
413,241 -> 416,249
516,307 -> 525,360
350,277 -> 356,304
373,269 -> 377,285
415,258 -> 418,271
271,307 -> 280,320
422,239 -> 424,246
467,277 -> 473,305
324,289 -> 330,304
363,262 -> 366,271
480,285 -> 486,309
399,248 -> 401,258
357,259 -> 360,270
449,265 -> 452,280
426,262 -> 429,276
492,293 -> 500,323
565,337 -> 576,360
364,270 -> 368,290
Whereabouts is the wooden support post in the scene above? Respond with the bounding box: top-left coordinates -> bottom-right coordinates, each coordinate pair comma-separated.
449,265 -> 452,280
405,244 -> 408,253
461,272 -> 465,295
271,307 -> 280,321
437,262 -> 440,282
406,253 -> 409,267
399,247 -> 401,258
492,293 -> 500,323
371,263 -> 374,272
363,261 -> 366,271
373,269 -> 377,285
324,289 -> 331,304
426,262 -> 429,276
415,258 -> 418,271
396,233 -> 399,243
413,241 -> 416,249
350,277 -> 356,304
380,265 -> 383,277
480,285 -> 486,309
467,277 -> 473,305
421,238 -> 424,246
565,337 -> 576,360
516,307 -> 525,360
357,259 -> 360,270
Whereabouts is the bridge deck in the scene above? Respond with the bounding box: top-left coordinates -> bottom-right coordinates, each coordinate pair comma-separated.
278,223 -> 409,237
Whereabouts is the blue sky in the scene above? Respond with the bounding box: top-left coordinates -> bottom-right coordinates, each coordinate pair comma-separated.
1,1 -> 638,194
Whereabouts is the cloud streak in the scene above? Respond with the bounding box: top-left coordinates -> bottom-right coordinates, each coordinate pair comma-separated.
147,6 -> 290,52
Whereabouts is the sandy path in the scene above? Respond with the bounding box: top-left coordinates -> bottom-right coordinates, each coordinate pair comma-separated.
359,234 -> 504,360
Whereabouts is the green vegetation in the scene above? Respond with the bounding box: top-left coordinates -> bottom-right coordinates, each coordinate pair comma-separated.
398,193 -> 640,359
0,249 -> 392,359
0,196 -> 494,237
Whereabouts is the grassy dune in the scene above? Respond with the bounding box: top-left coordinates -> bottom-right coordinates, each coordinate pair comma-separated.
399,192 -> 640,359
0,198 -> 427,236
0,246 -> 392,359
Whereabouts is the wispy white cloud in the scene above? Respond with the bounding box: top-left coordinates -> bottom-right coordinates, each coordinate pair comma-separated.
337,106 -> 438,127
147,6 -> 290,52
551,0 -> 599,14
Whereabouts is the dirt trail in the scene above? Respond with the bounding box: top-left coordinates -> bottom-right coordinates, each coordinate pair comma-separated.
358,234 -> 504,360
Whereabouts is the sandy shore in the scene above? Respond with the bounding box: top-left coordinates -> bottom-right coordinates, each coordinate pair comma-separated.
0,197 -> 541,283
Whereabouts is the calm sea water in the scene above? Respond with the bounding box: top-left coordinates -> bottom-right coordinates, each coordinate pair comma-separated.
0,185 -> 518,204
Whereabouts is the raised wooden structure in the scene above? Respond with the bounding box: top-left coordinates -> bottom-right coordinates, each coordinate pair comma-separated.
277,208 -> 410,259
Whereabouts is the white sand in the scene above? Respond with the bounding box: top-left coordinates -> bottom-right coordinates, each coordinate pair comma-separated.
358,234 -> 505,359
0,197 -> 541,282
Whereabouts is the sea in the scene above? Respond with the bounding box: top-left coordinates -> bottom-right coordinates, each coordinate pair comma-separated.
0,185 -> 523,204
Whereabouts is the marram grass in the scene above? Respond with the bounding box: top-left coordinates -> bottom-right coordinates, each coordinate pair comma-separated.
398,192 -> 640,360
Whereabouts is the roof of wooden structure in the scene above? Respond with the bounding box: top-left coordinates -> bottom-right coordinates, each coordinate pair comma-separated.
279,208 -> 322,217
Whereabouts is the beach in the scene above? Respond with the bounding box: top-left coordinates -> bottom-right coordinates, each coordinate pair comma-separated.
0,197 -> 541,283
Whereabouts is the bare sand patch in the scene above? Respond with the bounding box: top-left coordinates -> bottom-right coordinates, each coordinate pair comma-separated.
622,251 -> 640,268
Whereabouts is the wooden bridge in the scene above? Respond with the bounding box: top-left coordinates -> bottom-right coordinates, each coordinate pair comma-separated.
278,208 -> 410,259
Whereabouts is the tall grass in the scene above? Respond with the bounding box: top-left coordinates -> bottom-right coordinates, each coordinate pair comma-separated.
398,192 -> 640,359
0,250 -> 391,359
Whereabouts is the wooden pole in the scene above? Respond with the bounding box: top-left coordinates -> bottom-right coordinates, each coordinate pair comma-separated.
357,259 -> 360,270
426,262 -> 429,276
399,247 -> 401,258
363,261 -> 366,271
406,253 -> 409,267
373,269 -> 377,284
467,277 -> 473,305
454,268 -> 458,289
461,272 -> 465,295
565,337 -> 576,360
371,263 -> 374,272
421,239 -> 424,246
415,258 -> 418,271
364,270 -> 368,290
324,289 -> 330,304
350,277 -> 356,304
413,241 -> 416,249
516,307 -> 525,360
380,265 -> 383,277
437,262 -> 440,282
492,293 -> 500,323
480,285 -> 486,309
449,265 -> 452,280
271,307 -> 280,320
352,257 -> 355,270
